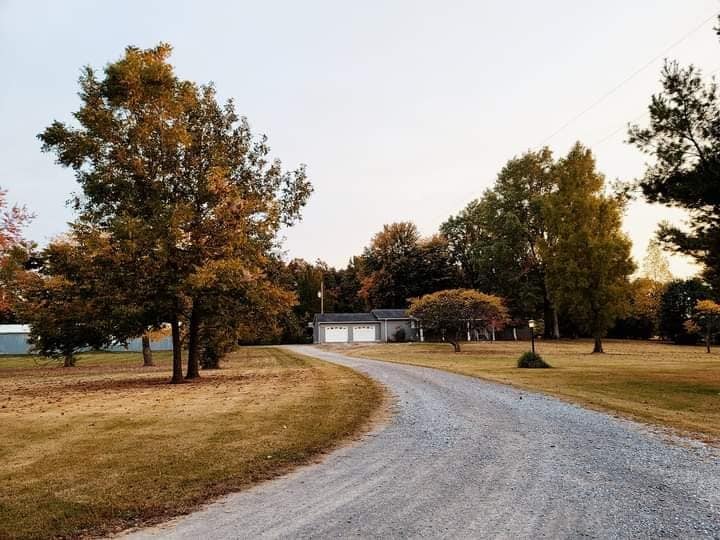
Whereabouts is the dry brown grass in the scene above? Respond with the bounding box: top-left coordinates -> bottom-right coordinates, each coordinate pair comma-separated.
332,339 -> 720,443
0,347 -> 384,539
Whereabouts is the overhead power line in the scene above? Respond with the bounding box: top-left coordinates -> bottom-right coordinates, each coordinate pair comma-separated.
537,9 -> 719,148
593,63 -> 720,147
594,111 -> 649,147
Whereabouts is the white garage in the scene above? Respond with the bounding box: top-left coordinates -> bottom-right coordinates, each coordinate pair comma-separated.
353,325 -> 376,342
324,326 -> 349,343
313,311 -> 414,344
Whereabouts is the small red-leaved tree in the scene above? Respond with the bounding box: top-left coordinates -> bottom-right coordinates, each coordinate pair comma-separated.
0,188 -> 33,319
408,288 -> 509,352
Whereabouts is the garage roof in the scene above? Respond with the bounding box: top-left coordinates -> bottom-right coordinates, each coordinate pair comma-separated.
0,324 -> 31,334
371,309 -> 409,319
314,310 -> 412,323
314,313 -> 379,323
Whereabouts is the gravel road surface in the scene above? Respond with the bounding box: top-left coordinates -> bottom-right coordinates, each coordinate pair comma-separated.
126,345 -> 720,539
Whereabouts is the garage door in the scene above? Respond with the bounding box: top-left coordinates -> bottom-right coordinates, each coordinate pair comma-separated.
353,325 -> 376,342
324,326 -> 349,343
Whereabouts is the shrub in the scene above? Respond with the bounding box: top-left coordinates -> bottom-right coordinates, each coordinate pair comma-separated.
517,351 -> 551,369
393,327 -> 406,342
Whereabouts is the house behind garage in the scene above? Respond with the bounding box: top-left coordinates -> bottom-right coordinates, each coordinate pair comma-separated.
313,309 -> 417,344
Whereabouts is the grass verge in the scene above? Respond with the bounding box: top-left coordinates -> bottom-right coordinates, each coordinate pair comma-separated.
0,347 -> 384,539
331,339 -> 720,443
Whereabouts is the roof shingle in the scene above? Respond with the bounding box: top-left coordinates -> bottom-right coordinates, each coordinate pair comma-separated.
314,313 -> 378,323
370,309 -> 409,319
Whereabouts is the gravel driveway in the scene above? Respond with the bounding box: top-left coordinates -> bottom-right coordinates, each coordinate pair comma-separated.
126,345 -> 720,539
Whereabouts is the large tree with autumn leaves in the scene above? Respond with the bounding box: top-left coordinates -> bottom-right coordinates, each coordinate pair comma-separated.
38,44 -> 311,381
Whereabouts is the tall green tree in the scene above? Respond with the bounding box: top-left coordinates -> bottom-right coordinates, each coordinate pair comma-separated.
332,257 -> 366,312
541,143 -> 635,353
441,149 -> 559,336
659,278 -> 712,343
692,299 -> 720,353
287,258 -> 323,317
39,44 -> 311,382
360,222 -> 421,308
417,234 -> 461,295
192,260 -> 297,365
629,59 -> 720,292
359,222 -> 457,308
13,237 -> 116,366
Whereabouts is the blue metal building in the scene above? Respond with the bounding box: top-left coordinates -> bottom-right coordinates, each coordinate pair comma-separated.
0,325 -> 173,355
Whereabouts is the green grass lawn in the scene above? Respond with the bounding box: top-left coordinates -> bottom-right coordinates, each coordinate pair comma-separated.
333,339 -> 720,443
0,347 -> 384,539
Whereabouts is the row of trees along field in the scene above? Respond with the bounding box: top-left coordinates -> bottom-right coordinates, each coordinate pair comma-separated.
2,29 -> 720,368
284,144 -> 636,353
279,40 -> 720,352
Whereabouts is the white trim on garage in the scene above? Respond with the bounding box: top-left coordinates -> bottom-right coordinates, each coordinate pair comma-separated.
324,326 -> 349,343
353,325 -> 377,342
317,321 -> 378,325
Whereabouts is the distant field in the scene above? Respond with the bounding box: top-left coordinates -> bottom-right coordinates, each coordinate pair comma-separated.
333,339 -> 720,444
0,347 -> 383,539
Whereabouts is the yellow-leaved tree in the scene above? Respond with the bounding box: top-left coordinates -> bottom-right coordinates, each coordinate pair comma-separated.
541,143 -> 635,353
692,299 -> 720,353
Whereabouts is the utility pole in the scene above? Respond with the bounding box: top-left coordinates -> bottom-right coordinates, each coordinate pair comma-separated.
317,280 -> 324,314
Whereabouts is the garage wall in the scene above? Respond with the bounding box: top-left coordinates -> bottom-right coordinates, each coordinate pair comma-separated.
317,323 -> 380,343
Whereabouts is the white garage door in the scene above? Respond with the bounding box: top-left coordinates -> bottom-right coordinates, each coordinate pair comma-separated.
324,326 -> 349,343
353,325 -> 376,342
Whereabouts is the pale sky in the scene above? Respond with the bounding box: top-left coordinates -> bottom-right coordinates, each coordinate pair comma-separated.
1,1 -> 717,277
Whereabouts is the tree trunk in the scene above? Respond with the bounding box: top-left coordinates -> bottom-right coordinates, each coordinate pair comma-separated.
706,328 -> 711,353
142,334 -> 154,366
593,335 -> 604,354
170,317 -> 184,384
449,328 -> 461,352
542,282 -> 561,340
185,310 -> 200,380
543,294 -> 553,339
63,353 -> 75,367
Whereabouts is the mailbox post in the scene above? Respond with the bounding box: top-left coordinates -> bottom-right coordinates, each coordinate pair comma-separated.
529,319 -> 536,355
